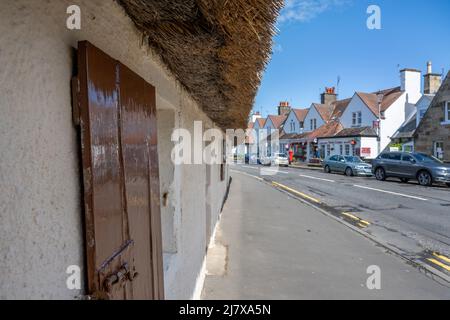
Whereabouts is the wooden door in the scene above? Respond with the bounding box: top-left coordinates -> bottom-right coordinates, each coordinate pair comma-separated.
75,41 -> 164,300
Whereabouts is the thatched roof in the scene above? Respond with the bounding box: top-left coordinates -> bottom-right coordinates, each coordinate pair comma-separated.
119,0 -> 283,129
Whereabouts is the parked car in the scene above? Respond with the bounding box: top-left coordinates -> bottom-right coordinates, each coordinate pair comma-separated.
372,152 -> 450,187
270,153 -> 289,167
323,155 -> 373,176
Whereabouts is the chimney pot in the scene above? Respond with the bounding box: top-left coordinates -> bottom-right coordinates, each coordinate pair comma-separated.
427,61 -> 432,74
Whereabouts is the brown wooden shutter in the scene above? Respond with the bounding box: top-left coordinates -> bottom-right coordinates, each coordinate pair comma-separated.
76,41 -> 164,300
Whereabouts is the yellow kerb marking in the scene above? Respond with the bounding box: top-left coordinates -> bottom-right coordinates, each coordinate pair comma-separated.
433,253 -> 450,264
427,258 -> 450,272
272,182 -> 321,204
357,223 -> 368,228
342,212 -> 359,221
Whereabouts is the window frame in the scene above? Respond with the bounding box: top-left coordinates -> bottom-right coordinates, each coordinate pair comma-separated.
444,101 -> 450,123
345,144 -> 350,156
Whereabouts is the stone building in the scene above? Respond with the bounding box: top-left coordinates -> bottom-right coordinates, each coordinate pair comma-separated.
415,72 -> 450,162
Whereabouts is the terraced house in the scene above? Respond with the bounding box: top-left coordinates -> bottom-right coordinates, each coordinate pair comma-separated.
0,0 -> 282,299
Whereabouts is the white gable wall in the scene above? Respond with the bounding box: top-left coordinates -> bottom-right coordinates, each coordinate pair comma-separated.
340,94 -> 377,128
263,118 -> 276,130
284,110 -> 302,134
304,106 -> 325,132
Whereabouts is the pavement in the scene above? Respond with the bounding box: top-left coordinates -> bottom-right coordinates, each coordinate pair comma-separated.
235,164 -> 450,274
201,168 -> 450,300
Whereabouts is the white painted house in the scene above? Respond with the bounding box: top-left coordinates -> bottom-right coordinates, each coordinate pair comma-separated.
303,104 -> 330,132
340,69 -> 421,155
317,127 -> 379,159
283,108 -> 309,134
391,62 -> 443,152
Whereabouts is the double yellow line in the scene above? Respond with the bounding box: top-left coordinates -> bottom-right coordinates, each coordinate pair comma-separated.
427,252 -> 450,272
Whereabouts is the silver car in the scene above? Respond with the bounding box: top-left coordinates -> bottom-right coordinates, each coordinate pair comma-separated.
372,152 -> 450,187
323,155 -> 373,176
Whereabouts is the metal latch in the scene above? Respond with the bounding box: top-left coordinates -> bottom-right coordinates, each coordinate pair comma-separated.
104,262 -> 138,294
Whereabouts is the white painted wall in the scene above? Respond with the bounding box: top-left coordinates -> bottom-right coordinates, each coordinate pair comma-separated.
303,105 -> 325,132
317,137 -> 378,159
361,137 -> 379,159
263,117 -> 275,130
0,0 -> 229,300
341,92 -> 410,154
380,94 -> 408,152
340,94 -> 377,129
283,110 -> 302,134
401,70 -> 422,105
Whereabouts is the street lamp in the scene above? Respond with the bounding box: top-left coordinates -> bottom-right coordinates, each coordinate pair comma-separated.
376,92 -> 384,155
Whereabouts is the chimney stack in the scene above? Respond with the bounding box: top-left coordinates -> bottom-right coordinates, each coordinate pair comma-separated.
424,61 -> 442,95
278,101 -> 291,116
251,111 -> 262,123
321,87 -> 337,105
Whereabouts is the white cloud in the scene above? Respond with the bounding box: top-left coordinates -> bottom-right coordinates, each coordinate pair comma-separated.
278,0 -> 351,23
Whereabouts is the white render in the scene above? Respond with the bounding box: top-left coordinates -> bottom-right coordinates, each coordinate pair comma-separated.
283,109 -> 304,134
341,92 -> 416,154
317,136 -> 378,159
0,0 -> 229,300
263,117 -> 276,130
303,105 -> 325,132
340,94 -> 378,130
401,69 -> 422,105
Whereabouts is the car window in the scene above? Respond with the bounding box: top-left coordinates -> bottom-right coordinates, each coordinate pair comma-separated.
329,155 -> 338,161
344,156 -> 363,163
338,156 -> 345,162
413,153 -> 443,164
388,153 -> 401,161
402,154 -> 414,162
380,153 -> 390,159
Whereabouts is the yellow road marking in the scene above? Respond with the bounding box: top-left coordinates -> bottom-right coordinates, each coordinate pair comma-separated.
272,182 -> 321,204
357,223 -> 368,228
427,258 -> 450,272
433,253 -> 450,264
342,212 -> 359,221
342,212 -> 371,227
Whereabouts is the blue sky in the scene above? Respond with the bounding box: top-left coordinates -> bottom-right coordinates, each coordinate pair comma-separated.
254,0 -> 450,116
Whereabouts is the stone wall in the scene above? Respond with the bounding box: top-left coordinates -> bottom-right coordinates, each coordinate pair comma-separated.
415,74 -> 450,162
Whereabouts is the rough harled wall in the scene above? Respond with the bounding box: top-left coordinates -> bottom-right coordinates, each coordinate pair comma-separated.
415,76 -> 450,162
0,0 -> 229,299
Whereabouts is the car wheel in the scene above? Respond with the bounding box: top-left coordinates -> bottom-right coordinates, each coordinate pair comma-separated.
324,165 -> 331,173
417,171 -> 432,186
345,167 -> 354,176
400,178 -> 409,183
447,183 -> 450,188
375,167 -> 386,181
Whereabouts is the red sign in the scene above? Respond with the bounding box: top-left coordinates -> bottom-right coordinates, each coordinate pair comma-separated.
361,147 -> 371,156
